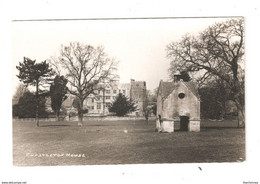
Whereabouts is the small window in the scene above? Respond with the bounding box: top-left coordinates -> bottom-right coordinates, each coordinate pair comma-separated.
123,90 -> 126,94
113,90 -> 117,94
106,90 -> 110,94
178,93 -> 185,99
106,96 -> 111,100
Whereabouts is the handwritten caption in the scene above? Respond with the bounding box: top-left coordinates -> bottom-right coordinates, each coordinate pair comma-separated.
2,182 -> 26,184
26,153 -> 86,158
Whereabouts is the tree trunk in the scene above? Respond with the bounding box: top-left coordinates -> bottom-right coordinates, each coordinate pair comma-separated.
56,111 -> 60,121
234,99 -> 245,128
103,89 -> 105,115
36,80 -> 39,127
237,107 -> 245,128
36,109 -> 39,127
78,99 -> 83,126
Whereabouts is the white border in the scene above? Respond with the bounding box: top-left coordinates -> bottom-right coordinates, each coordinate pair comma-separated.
1,0 -> 260,184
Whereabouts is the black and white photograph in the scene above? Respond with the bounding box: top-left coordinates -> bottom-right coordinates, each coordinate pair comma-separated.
12,17 -> 245,166
1,1 -> 260,184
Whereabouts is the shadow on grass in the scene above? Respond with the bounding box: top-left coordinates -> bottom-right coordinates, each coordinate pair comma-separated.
201,127 -> 241,130
85,124 -> 117,127
40,125 -> 71,127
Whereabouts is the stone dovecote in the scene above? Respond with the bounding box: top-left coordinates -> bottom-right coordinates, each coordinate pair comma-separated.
156,76 -> 200,132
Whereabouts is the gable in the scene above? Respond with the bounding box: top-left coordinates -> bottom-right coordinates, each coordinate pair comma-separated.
158,80 -> 200,100
183,81 -> 200,100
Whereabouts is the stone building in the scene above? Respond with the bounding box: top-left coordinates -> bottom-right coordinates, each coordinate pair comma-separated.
130,79 -> 147,116
156,73 -> 200,132
84,81 -> 131,115
61,79 -> 146,116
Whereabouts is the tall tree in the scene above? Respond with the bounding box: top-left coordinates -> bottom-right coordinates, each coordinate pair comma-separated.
166,18 -> 245,127
50,75 -> 68,121
109,93 -> 137,116
16,57 -> 53,126
50,42 -> 118,124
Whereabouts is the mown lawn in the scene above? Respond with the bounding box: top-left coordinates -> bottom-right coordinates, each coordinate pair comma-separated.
13,119 -> 245,166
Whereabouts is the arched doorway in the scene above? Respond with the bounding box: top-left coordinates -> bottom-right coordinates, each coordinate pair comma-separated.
180,116 -> 189,131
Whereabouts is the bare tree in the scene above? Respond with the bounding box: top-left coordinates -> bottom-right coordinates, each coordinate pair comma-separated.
166,18 -> 245,127
12,83 -> 29,105
50,42 -> 118,124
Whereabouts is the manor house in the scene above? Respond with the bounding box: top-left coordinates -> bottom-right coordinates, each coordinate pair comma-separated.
62,79 -> 147,116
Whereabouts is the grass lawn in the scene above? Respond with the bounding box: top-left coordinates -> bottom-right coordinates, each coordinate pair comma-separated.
13,119 -> 245,166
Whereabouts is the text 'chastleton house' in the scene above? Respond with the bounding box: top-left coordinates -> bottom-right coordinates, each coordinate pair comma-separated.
156,72 -> 200,133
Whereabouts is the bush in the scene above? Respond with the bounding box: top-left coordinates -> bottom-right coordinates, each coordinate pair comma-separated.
12,91 -> 48,118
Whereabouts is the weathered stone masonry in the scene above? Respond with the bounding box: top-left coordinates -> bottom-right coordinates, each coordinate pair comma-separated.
156,74 -> 200,133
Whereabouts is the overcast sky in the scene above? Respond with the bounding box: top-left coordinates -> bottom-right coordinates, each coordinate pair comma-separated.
12,17 -> 230,94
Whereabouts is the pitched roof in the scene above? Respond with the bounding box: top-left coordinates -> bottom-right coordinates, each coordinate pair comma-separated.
183,81 -> 200,99
159,80 -> 200,99
159,81 -> 176,99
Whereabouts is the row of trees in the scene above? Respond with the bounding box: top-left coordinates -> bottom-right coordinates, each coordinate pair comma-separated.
13,68 -> 69,122
15,42 -> 118,126
14,18 -> 244,127
13,83 -> 138,119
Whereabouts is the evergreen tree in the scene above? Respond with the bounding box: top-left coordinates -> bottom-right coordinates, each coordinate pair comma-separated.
16,57 -> 53,126
109,93 -> 137,116
50,76 -> 68,121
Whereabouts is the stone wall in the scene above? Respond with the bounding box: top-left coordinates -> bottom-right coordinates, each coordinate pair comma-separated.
188,120 -> 200,132
161,120 -> 174,132
13,116 -> 156,122
163,82 -> 200,120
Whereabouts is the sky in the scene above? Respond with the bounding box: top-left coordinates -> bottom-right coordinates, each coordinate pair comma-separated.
12,17 -> 230,94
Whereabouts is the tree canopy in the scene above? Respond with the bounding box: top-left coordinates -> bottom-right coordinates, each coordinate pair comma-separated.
50,75 -> 68,120
109,93 -> 137,116
16,57 -> 53,88
16,57 -> 53,126
13,91 -> 47,118
49,42 -> 118,122
166,18 -> 245,127
12,83 -> 29,105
